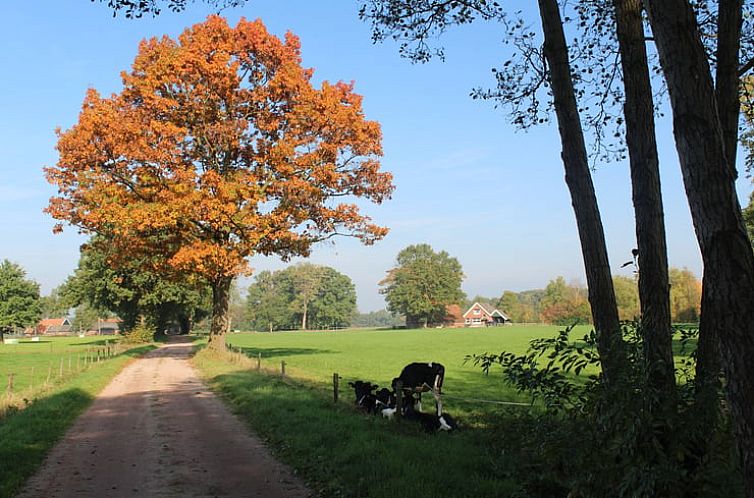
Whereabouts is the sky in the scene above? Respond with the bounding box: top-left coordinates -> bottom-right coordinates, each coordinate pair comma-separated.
1,1 -> 751,312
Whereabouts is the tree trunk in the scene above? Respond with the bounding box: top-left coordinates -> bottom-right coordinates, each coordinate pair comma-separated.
179,315 -> 191,335
537,0 -> 624,385
645,1 -> 754,495
613,0 -> 676,403
301,300 -> 308,331
209,277 -> 232,349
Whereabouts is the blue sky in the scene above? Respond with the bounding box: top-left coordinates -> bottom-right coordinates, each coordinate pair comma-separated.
1,1 -> 749,312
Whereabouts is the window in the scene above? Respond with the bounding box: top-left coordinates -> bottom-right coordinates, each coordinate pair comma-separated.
473,308 -> 481,315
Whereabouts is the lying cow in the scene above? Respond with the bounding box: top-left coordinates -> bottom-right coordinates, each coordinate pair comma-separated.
392,362 -> 445,415
403,400 -> 458,433
348,380 -> 380,414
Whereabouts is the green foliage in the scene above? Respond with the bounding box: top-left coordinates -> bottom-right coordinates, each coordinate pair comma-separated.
69,302 -> 104,333
63,237 -> 211,333
122,323 -> 155,343
380,244 -> 466,327
0,260 -> 41,336
39,286 -> 70,319
539,276 -> 591,325
469,324 -> 740,498
743,192 -> 754,247
613,275 -> 640,321
351,309 -> 404,328
245,264 -> 357,331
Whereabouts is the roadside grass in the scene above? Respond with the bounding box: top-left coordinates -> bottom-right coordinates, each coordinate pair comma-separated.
193,345 -> 522,498
0,343 -> 154,498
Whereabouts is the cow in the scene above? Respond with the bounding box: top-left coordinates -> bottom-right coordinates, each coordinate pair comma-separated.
348,380 -> 380,414
392,362 -> 445,415
403,400 -> 458,433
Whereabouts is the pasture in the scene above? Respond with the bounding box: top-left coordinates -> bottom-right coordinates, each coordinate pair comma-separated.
0,336 -> 120,398
194,325 -> 589,498
225,325 -> 584,417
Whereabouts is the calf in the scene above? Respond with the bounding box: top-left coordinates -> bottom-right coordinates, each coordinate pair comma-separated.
348,380 -> 380,414
404,401 -> 458,433
392,362 -> 445,415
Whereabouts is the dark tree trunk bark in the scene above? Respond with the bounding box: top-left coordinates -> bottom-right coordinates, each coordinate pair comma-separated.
538,0 -> 624,385
613,0 -> 676,403
645,2 -> 754,495
209,277 -> 232,349
694,0 -> 743,420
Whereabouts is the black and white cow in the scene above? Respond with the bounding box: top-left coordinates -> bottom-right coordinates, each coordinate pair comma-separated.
348,380 -> 380,414
392,362 -> 445,415
403,400 -> 458,433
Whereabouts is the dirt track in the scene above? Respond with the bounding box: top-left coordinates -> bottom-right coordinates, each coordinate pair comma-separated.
16,337 -> 311,498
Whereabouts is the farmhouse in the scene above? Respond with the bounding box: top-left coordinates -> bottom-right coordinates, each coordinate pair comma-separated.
36,317 -> 72,335
463,302 -> 511,327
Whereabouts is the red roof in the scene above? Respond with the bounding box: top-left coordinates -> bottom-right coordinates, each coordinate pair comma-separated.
38,318 -> 69,327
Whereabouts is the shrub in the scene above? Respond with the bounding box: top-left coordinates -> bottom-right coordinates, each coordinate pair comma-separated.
121,324 -> 154,343
468,323 -> 742,498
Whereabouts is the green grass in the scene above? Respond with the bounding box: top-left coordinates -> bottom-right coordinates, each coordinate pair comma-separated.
224,325 -> 583,416
0,336 -> 120,394
194,345 -> 523,498
0,342 -> 154,498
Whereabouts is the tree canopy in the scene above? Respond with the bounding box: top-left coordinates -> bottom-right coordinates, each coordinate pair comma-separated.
0,260 -> 42,339
380,244 -> 465,328
46,16 -> 393,346
245,264 -> 356,331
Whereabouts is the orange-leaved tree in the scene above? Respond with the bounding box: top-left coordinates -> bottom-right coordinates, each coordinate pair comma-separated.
46,16 -> 393,348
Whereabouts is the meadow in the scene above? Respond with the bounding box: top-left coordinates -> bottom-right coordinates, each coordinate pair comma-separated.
0,337 -> 153,498
223,325 -> 589,416
194,325 -> 587,498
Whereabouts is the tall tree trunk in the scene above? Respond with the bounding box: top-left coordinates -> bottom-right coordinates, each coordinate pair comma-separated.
645,1 -> 754,495
209,277 -> 232,349
537,0 -> 624,385
302,300 -> 308,330
613,0 -> 676,403
694,0 -> 743,420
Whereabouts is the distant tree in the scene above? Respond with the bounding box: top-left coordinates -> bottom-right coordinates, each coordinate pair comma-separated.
62,238 -> 211,334
245,264 -> 357,331
69,302 -> 105,333
379,244 -> 465,328
351,309 -> 404,328
497,291 -> 523,322
743,192 -> 754,248
669,268 -> 702,323
540,277 -> 591,325
0,260 -> 41,341
46,17 -> 393,348
613,275 -> 640,321
39,285 -> 71,319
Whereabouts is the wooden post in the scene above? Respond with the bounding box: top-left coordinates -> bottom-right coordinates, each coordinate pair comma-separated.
30,366 -> 34,391
77,354 -> 80,371
257,353 -> 261,371
46,362 -> 52,385
59,358 -> 64,378
281,361 -> 286,377
7,373 -> 14,393
68,354 -> 72,372
333,373 -> 339,403
395,380 -> 403,420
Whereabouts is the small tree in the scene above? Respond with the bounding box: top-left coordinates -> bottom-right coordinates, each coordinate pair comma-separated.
0,260 -> 42,340
380,244 -> 465,328
46,17 -> 393,348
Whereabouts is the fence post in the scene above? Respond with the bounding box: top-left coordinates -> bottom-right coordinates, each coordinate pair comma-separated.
68,354 -> 72,372
30,366 -> 34,391
333,373 -> 339,403
7,373 -> 14,394
395,380 -> 403,420
77,354 -> 80,371
59,358 -> 64,378
257,353 -> 261,371
46,362 -> 52,385
281,361 -> 286,377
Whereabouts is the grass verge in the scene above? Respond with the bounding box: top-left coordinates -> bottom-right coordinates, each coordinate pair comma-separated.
193,346 -> 521,498
0,344 -> 154,498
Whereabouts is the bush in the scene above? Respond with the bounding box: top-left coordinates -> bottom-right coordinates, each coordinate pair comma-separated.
121,324 -> 155,343
469,323 -> 742,498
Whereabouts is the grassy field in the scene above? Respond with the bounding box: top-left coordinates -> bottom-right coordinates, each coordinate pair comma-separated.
192,325 -> 582,498
0,338 -> 154,498
224,325 -> 585,417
